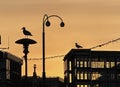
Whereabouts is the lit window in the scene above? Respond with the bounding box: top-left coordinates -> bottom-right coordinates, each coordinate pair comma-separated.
69,61 -> 72,70
80,62 -> 83,67
77,61 -> 79,67
69,73 -> 72,83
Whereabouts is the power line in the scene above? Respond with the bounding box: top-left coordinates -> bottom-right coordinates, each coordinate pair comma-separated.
90,37 -> 120,49
28,37 -> 120,60
28,55 -> 65,60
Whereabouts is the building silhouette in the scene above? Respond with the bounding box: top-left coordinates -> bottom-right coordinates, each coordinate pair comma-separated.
0,51 -> 23,87
64,49 -> 120,87
20,64 -> 64,87
0,51 -> 64,87
2,48 -> 120,87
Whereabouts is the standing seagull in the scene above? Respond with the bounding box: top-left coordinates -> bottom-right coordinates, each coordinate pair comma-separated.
21,27 -> 32,37
75,43 -> 83,48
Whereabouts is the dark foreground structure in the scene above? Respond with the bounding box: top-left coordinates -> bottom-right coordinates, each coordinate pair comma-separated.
0,51 -> 23,87
64,49 -> 120,87
22,76 -> 64,87
0,51 -> 64,87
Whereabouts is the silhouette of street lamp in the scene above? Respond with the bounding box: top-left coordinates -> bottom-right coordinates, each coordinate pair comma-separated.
42,14 -> 65,85
15,38 -> 37,77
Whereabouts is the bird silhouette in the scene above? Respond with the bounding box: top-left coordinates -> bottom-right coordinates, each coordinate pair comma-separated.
75,43 -> 83,48
21,27 -> 32,38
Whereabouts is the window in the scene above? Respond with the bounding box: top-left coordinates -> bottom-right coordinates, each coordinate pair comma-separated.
69,73 -> 72,83
6,59 -> 10,79
84,61 -> 87,67
91,72 -> 101,80
91,62 -> 104,68
77,72 -> 88,80
69,61 -> 72,70
77,85 -> 89,87
80,62 -> 83,67
77,73 -> 80,80
77,61 -> 80,67
64,60 -> 67,71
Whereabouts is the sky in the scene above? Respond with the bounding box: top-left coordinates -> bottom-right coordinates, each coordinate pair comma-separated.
0,0 -> 120,78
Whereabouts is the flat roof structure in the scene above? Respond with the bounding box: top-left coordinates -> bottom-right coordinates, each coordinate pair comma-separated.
64,49 -> 120,87
0,51 -> 23,80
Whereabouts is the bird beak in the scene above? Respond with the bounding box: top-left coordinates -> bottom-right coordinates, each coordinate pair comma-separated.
21,27 -> 24,30
21,27 -> 25,29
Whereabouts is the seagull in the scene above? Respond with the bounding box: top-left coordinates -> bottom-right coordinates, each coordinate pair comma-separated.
21,27 -> 32,37
75,43 -> 83,48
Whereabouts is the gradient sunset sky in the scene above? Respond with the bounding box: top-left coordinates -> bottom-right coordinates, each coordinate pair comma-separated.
0,0 -> 120,78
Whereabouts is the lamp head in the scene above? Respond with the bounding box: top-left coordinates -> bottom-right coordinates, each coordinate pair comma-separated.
46,20 -> 51,27
60,22 -> 65,27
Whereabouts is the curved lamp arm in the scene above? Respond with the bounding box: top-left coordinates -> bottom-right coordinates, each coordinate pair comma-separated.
43,14 -> 65,30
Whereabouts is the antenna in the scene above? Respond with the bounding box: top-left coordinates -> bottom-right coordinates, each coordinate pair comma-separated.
0,35 -> 9,50
0,35 -> 1,44
7,36 -> 9,49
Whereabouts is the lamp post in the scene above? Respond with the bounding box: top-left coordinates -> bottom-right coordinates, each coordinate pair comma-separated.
42,14 -> 65,86
15,38 -> 37,77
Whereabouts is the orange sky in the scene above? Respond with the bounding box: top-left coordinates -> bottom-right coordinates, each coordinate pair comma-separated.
0,0 -> 120,78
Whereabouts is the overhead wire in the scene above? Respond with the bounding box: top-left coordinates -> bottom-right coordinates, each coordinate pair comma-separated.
28,37 -> 120,60
28,55 -> 65,60
90,37 -> 120,49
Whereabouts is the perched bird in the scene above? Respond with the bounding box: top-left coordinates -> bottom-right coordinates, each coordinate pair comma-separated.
21,27 -> 32,37
75,43 -> 83,48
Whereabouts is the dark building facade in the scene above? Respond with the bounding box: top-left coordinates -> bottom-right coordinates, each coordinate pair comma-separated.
64,49 -> 120,87
21,76 -> 64,87
0,51 -> 23,87
43,77 -> 64,87
0,51 -> 64,87
20,62 -> 64,87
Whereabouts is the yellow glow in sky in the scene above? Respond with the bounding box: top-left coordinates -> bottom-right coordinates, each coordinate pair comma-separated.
0,0 -> 120,78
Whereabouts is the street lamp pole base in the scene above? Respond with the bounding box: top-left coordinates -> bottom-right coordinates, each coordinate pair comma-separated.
42,72 -> 46,87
